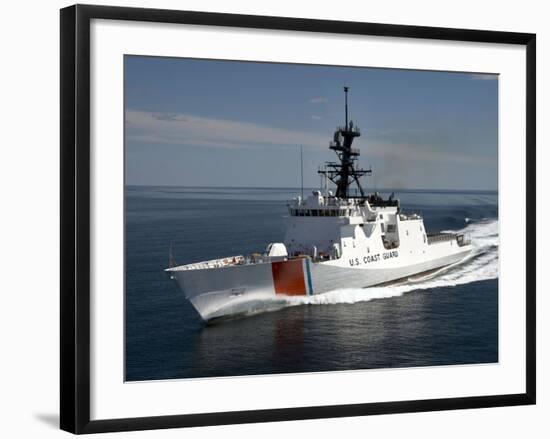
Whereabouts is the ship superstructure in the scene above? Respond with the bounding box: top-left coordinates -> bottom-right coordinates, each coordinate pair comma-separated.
166,87 -> 472,321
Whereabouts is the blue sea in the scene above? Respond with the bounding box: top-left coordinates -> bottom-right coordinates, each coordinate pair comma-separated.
125,186 -> 498,381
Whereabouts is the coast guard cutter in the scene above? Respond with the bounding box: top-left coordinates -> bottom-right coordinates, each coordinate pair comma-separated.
166,87 -> 472,321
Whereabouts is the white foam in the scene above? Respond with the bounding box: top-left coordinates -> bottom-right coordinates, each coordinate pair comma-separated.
285,218 -> 499,307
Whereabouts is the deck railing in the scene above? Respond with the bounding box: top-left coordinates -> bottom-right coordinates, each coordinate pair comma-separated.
173,255 -> 246,271
427,233 -> 456,245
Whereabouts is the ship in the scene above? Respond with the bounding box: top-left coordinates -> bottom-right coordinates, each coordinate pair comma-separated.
166,87 -> 472,322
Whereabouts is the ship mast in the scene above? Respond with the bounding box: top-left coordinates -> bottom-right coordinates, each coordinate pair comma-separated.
318,87 -> 371,199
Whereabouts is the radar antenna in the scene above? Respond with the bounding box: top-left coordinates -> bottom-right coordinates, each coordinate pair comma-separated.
318,86 -> 372,198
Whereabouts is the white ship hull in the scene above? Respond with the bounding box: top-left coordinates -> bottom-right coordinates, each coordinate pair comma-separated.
167,241 -> 471,321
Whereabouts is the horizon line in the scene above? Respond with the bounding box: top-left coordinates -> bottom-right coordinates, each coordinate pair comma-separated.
125,183 -> 498,193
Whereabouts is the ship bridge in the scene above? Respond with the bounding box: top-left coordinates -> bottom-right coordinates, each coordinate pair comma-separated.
288,191 -> 365,218
284,189 -> 402,259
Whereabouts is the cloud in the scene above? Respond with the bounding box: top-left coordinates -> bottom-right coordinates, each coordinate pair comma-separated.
309,96 -> 327,104
125,110 -> 328,149
310,115 -> 323,120
125,110 -> 493,168
365,127 -> 431,138
469,73 -> 498,81
365,141 -> 494,165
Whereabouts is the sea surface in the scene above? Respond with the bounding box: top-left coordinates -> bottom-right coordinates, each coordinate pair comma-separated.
125,186 -> 498,381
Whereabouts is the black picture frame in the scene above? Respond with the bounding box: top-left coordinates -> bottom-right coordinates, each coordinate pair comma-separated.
60,4 -> 536,434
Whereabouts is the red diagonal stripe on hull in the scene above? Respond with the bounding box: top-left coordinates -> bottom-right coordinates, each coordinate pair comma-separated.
271,259 -> 307,296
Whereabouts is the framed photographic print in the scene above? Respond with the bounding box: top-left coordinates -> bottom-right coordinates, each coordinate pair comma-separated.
60,4 -> 536,434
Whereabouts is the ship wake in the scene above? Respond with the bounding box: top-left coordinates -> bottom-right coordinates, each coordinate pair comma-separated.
285,218 -> 499,307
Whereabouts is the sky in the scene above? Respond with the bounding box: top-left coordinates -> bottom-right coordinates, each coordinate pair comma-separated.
125,56 -> 498,191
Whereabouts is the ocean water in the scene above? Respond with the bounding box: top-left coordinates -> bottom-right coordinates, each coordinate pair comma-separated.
125,186 -> 498,381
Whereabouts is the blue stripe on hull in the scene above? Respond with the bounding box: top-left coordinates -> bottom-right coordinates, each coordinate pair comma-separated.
304,259 -> 314,295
